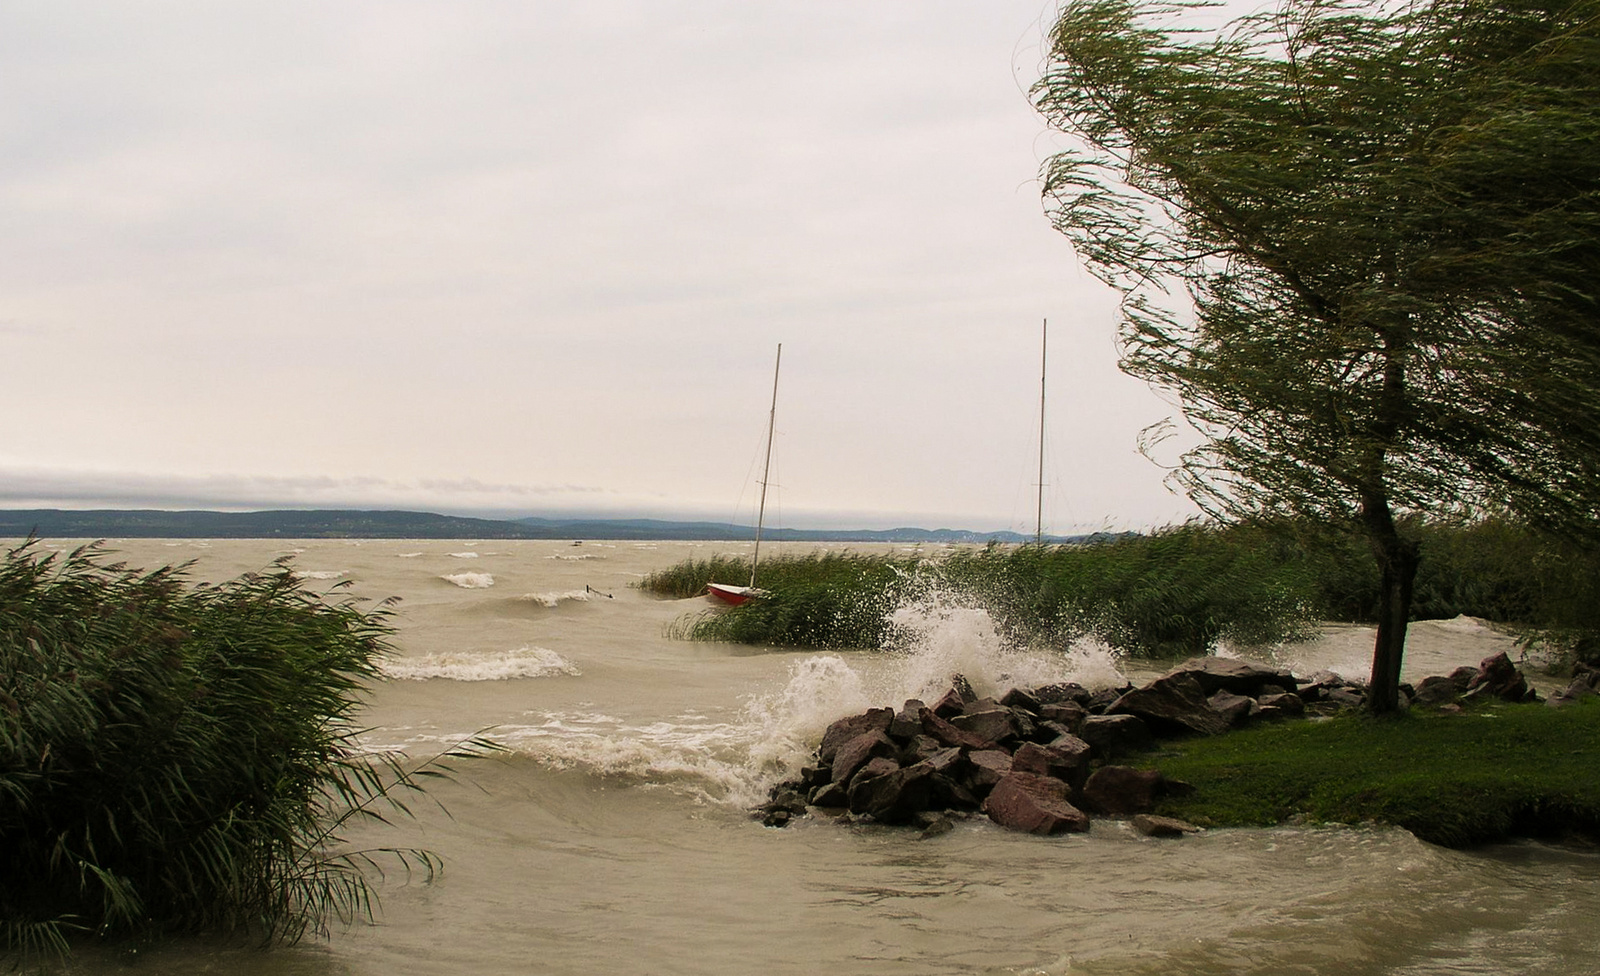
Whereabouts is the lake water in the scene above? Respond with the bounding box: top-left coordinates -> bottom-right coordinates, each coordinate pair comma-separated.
22,537 -> 1599,976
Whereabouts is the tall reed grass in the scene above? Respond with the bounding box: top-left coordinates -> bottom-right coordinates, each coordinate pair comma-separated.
0,542 -> 489,959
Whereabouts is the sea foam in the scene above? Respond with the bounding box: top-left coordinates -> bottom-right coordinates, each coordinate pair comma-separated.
441,572 -> 495,588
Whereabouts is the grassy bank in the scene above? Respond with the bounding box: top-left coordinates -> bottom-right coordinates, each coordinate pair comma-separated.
1,542 -> 484,958
1146,700 -> 1600,847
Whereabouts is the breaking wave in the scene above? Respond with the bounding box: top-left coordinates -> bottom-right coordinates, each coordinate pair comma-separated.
383,645 -> 581,681
520,589 -> 593,607
441,572 -> 495,588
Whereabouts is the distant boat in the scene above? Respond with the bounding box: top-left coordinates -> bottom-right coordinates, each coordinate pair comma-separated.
707,343 -> 781,606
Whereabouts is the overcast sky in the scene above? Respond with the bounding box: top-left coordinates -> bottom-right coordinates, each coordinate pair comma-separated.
0,0 -> 1208,533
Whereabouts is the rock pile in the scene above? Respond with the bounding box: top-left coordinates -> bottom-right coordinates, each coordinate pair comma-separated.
757,651 -> 1548,836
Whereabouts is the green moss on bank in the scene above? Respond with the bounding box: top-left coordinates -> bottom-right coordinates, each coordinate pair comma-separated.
1146,700 -> 1600,847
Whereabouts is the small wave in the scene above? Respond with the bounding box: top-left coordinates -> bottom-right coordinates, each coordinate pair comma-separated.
447,551 -> 480,559
549,553 -> 605,561
492,710 -> 762,804
441,572 -> 495,588
298,570 -> 347,580
520,589 -> 594,608
383,645 -> 581,681
395,552 -> 424,558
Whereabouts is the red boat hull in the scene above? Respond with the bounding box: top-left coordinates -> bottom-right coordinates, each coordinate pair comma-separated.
706,583 -> 766,605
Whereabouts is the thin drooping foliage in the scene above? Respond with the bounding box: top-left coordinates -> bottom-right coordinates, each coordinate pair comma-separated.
1033,0 -> 1600,710
0,541 -> 493,959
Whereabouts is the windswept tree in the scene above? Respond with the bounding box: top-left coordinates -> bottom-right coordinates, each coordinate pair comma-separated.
1033,0 -> 1600,711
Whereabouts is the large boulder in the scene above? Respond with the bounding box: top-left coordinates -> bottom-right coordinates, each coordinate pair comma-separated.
820,708 -> 893,763
965,749 -> 1014,794
1466,651 -> 1539,703
919,706 -> 998,750
1078,713 -> 1155,759
888,700 -> 926,740
1081,765 -> 1167,815
982,772 -> 1090,835
1207,689 -> 1257,728
1163,656 -> 1301,697
1012,738 -> 1091,789
848,759 -> 939,824
831,730 -> 899,784
951,706 -> 1019,745
1547,662 -> 1600,708
1038,701 -> 1088,732
1109,672 -> 1232,737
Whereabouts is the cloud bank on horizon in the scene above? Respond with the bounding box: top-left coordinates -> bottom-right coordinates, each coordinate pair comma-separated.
0,1 -> 1204,533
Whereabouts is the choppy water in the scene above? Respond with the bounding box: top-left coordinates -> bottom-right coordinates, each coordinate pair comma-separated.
20,538 -> 1598,976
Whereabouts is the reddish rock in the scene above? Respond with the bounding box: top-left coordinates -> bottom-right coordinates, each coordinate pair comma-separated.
848,753 -> 957,824
1207,689 -> 1257,728
965,749 -> 1013,793
1258,692 -> 1304,716
1110,673 -> 1231,737
1078,713 -> 1154,759
982,772 -> 1090,835
1466,651 -> 1539,703
931,688 -> 967,718
951,707 -> 1018,744
1011,739 -> 1091,786
820,708 -> 893,763
1000,687 -> 1043,712
830,730 -> 898,784
920,707 -> 996,750
889,700 -> 926,739
1032,682 -> 1092,706
1131,813 -> 1199,837
1039,701 -> 1087,731
1081,765 -> 1166,815
1162,657 -> 1301,696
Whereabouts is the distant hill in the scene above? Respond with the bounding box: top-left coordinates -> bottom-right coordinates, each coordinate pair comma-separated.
0,508 -> 1092,543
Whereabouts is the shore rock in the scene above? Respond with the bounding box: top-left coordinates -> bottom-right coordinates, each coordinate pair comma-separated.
982,771 -> 1090,835
1131,814 -> 1200,838
1110,673 -> 1232,737
1081,766 -> 1167,815
1466,651 -> 1540,704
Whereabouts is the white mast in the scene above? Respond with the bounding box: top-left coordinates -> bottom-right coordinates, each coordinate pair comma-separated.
1037,319 -> 1047,545
750,343 -> 781,587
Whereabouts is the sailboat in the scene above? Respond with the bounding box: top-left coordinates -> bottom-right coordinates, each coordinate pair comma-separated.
706,343 -> 781,606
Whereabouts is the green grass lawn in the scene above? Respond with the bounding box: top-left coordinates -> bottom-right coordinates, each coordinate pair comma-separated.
1146,699 -> 1600,847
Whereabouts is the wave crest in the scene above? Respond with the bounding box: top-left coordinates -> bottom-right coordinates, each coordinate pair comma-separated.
383,645 -> 581,681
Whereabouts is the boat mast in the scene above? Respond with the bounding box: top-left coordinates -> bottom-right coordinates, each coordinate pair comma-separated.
1037,319 -> 1047,545
751,343 -> 781,587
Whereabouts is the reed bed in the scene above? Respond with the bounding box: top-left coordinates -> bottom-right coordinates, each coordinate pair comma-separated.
642,519 -> 1600,664
0,542 -> 489,959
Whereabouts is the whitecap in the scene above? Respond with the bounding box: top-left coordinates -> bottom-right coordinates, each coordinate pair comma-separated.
441,572 -> 495,588
298,570 -> 347,580
447,551 -> 479,559
382,645 -> 580,681
395,551 -> 424,558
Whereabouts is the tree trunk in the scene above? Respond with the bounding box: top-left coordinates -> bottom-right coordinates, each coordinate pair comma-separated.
1361,493 -> 1419,714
